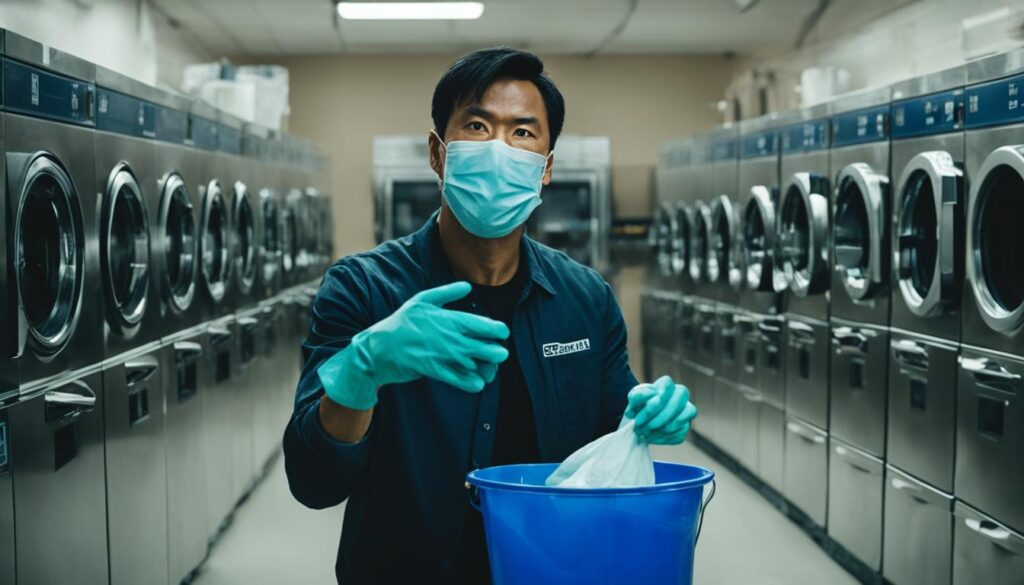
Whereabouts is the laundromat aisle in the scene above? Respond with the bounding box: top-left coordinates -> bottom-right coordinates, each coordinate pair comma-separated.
191,455 -> 344,585
652,443 -> 858,585
197,443 -> 856,585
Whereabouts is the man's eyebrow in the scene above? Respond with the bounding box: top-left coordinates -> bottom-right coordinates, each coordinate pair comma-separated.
513,116 -> 540,126
463,105 -> 493,119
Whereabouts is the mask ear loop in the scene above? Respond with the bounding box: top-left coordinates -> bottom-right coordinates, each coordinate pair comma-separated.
431,129 -> 447,190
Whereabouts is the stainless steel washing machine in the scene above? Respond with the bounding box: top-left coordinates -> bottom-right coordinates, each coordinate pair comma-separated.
886,65 -> 966,495
95,66 -> 161,361
955,49 -> 1024,537
0,40 -> 13,405
952,501 -> 1024,585
3,33 -> 102,391
161,326 -> 208,584
736,112 -> 786,491
882,65 -> 967,585
193,101 -> 232,323
102,341 -> 169,585
228,139 -> 261,313
203,315 -> 238,540
826,86 -> 893,462
244,124 -> 281,301
777,103 -> 831,528
152,88 -> 199,339
704,126 -> 742,306
231,307 -> 260,503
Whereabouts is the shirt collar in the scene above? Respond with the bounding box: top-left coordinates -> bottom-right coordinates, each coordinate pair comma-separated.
413,211 -> 557,297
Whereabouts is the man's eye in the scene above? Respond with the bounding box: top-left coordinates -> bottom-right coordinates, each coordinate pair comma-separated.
514,128 -> 533,138
468,122 -> 486,131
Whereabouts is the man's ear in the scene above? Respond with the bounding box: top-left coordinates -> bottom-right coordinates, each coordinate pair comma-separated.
428,131 -> 445,180
542,152 -> 555,185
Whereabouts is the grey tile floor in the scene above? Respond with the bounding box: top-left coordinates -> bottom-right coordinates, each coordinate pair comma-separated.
194,444 -> 858,585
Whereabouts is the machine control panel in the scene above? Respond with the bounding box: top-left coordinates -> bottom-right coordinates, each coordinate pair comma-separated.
2,58 -> 96,125
156,106 -> 189,145
781,119 -> 830,153
965,71 -> 1024,128
709,137 -> 738,162
190,114 -> 219,150
741,130 -> 778,159
97,87 -> 157,139
832,105 -> 890,147
892,89 -> 964,138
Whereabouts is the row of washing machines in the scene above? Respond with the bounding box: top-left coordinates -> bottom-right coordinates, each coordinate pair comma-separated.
644,49 -> 1024,585
0,31 -> 333,585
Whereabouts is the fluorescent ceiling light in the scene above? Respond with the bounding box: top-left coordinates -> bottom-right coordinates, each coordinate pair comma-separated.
337,2 -> 484,20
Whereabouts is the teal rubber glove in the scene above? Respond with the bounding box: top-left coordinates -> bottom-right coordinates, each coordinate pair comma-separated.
317,281 -> 510,410
624,375 -> 698,445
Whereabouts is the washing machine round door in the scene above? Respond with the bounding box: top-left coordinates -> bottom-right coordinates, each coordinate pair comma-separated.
967,145 -> 1024,333
233,182 -> 257,295
654,203 -> 676,278
834,162 -> 889,301
743,185 -> 777,292
200,180 -> 230,303
689,201 -> 712,282
778,172 -> 830,297
895,151 -> 962,317
709,195 -> 742,289
672,203 -> 693,277
260,188 -> 281,286
101,163 -> 151,331
13,153 -> 85,352
158,173 -> 196,312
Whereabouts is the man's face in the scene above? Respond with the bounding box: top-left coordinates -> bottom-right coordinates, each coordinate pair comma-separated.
430,77 -> 555,185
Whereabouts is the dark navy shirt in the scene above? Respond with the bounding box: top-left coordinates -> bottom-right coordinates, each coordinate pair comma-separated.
283,214 -> 638,584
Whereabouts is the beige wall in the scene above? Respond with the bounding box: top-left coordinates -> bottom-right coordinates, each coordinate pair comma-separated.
267,53 -> 734,257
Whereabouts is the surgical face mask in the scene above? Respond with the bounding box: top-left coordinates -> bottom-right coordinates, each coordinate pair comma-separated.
435,131 -> 551,239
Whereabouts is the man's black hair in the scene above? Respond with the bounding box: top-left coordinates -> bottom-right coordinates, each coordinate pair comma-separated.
431,47 -> 566,150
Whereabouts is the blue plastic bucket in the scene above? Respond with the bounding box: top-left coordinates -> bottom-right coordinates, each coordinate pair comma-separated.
466,461 -> 715,585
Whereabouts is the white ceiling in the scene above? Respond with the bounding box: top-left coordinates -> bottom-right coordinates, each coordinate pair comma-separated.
150,0 -> 831,57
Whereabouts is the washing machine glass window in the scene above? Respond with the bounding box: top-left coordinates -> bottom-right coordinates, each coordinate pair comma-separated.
834,163 -> 888,301
655,203 -> 675,278
201,180 -> 229,302
15,153 -> 85,352
671,204 -> 692,277
690,202 -> 711,282
260,189 -> 281,284
234,182 -> 257,294
710,196 -> 742,290
160,173 -> 196,312
778,172 -> 829,296
281,201 -> 298,275
743,186 -> 776,291
102,163 -> 150,329
895,151 -> 963,317
968,147 -> 1024,332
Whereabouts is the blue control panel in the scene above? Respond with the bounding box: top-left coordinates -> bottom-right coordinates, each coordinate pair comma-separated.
741,131 -> 777,159
2,58 -> 95,126
892,89 -> 964,138
191,115 -> 219,150
156,106 -> 188,145
965,72 -> 1024,129
97,88 -> 156,139
708,138 -> 738,162
218,124 -> 242,155
781,119 -> 829,154
832,105 -> 889,147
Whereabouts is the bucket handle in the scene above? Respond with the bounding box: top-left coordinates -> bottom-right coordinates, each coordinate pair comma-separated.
695,479 -> 716,546
466,481 -> 482,513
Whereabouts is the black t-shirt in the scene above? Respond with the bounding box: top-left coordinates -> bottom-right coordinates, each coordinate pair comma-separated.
452,265 -> 540,584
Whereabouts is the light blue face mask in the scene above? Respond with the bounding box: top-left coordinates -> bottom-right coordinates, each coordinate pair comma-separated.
436,132 -> 550,239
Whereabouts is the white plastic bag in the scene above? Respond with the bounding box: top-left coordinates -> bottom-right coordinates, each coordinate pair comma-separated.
545,419 -> 655,488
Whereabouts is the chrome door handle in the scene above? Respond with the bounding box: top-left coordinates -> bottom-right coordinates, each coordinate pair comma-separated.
45,390 -> 96,409
173,340 -> 203,358
209,325 -> 233,345
892,339 -> 929,367
960,357 -> 1022,386
788,320 -> 814,334
125,354 -> 160,386
962,518 -> 1024,556
786,422 -> 825,444
238,316 -> 259,330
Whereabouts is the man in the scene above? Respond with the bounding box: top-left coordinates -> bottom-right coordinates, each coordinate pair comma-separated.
284,47 -> 697,584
